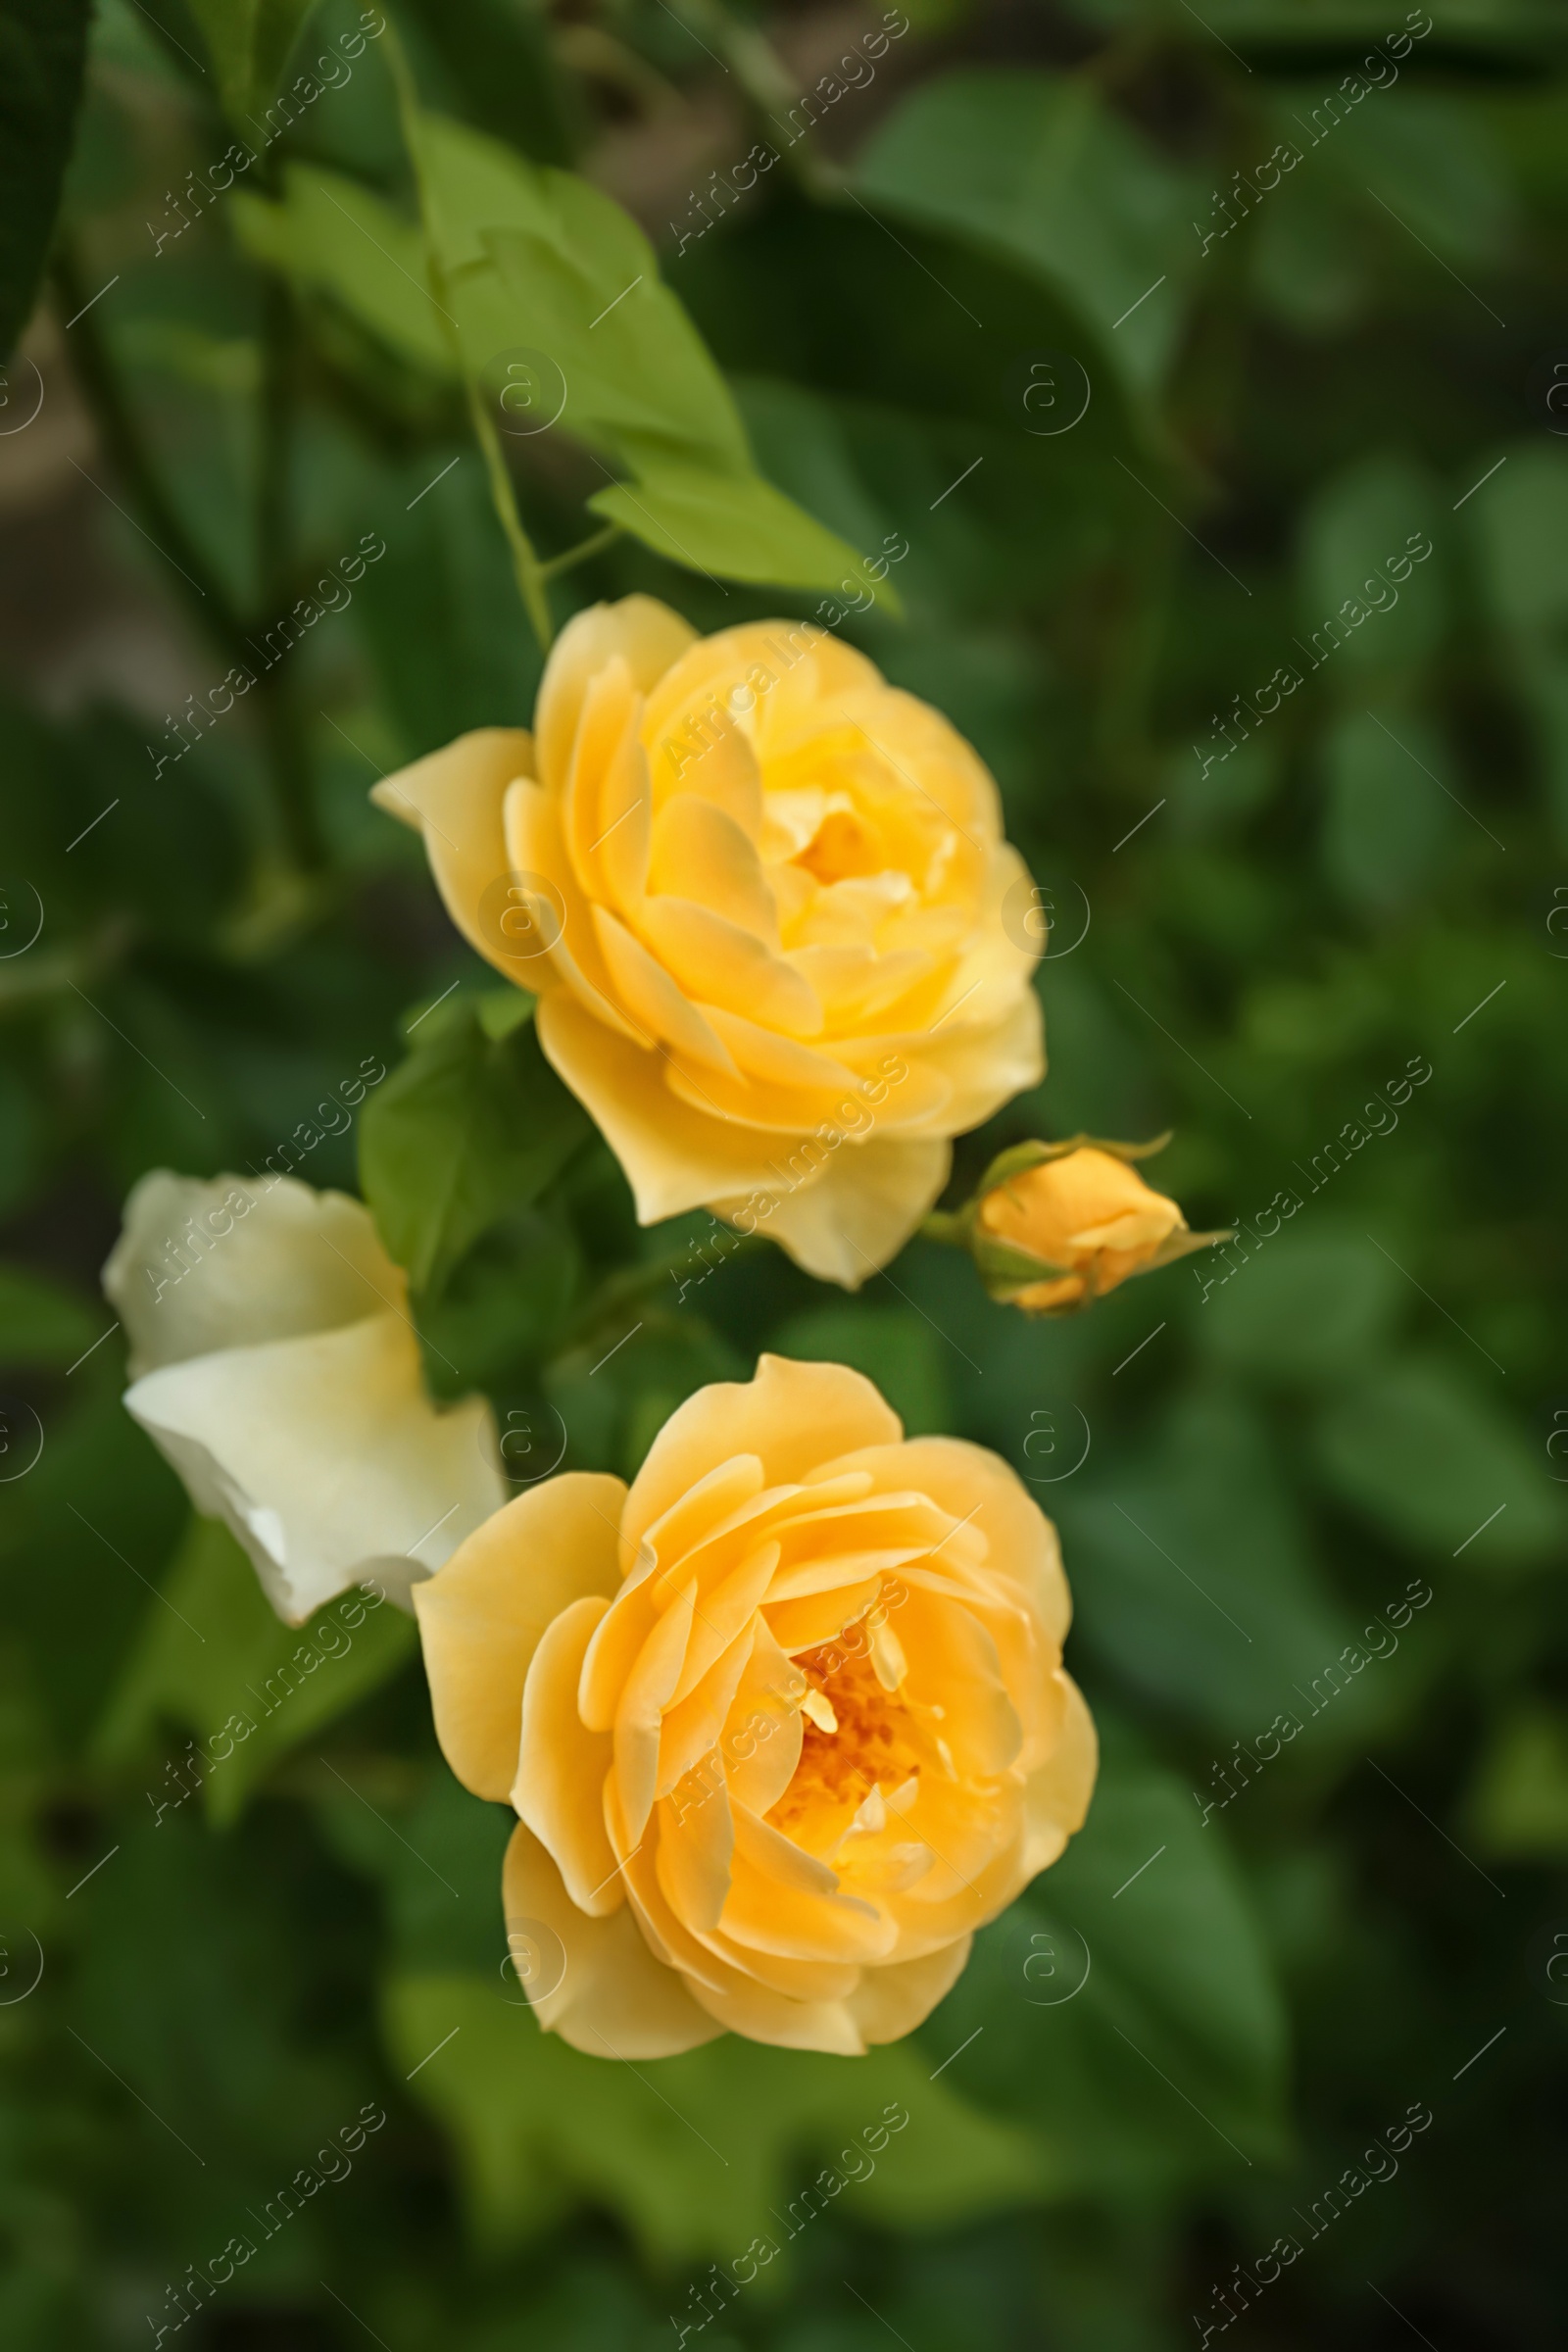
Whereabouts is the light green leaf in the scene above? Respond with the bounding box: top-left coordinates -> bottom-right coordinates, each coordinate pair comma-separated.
359,998 -> 592,1297
94,1516 -> 416,1828
586,459 -> 880,594
918,1726 -> 1290,2194
230,165 -> 450,373
1314,1357 -> 1565,1566
185,0 -> 318,132
855,71 -> 1199,398
1468,440 -> 1568,642
235,115 -> 881,598
1467,1704 -> 1568,1860
383,1969 -> 1047,2259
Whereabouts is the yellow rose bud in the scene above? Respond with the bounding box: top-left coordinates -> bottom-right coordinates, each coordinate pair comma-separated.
372,597 -> 1044,1289
975,1144 -> 1200,1313
415,1354 -> 1096,2057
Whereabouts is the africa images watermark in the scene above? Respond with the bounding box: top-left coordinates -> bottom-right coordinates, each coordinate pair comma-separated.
667,10 -> 910,257
1193,530 -> 1434,781
1191,2093 -> 1436,2343
144,2098 -> 387,2344
1194,1053 -> 1433,1303
145,10 -> 388,257
145,1580 -> 389,1827
145,532 -> 387,780
1191,9 -> 1435,260
1193,1576 -> 1434,1827
670,2099 -> 911,2342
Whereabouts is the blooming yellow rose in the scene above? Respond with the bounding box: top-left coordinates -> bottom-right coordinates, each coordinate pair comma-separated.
372,597 -> 1043,1287
975,1144 -> 1198,1313
415,1353 -> 1096,2058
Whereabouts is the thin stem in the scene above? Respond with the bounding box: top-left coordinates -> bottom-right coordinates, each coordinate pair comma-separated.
254,261 -> 325,871
53,243 -> 325,874
539,522 -> 622,580
380,13 -> 556,650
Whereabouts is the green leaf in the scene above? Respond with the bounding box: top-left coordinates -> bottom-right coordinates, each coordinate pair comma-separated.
1296,452 -> 1446,682
1055,1387 -> 1348,1731
184,0 -> 317,132
0,0 -> 91,357
1314,1357 -> 1565,1567
230,165 -> 451,374
855,71 -> 1199,399
1469,440 -> 1568,643
1198,1225 -> 1404,1386
94,1516 -> 416,1827
586,459 -> 882,595
382,1970 -> 1046,2259
359,999 -> 592,1297
235,117 -> 881,598
917,1725 -> 1290,2194
772,1305 -> 952,1437
1319,707 -> 1453,914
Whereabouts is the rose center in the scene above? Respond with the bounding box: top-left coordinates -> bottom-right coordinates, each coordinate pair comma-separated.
766,1638 -> 921,1842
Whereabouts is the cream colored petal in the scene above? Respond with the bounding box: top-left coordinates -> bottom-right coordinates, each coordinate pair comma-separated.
536,989 -> 788,1221
1020,1670 -> 1098,1876
370,727 -> 535,972
502,1820 -> 721,2059
105,1171 -> 401,1379
126,1311 -> 504,1626
734,1136 -> 951,1290
514,1594 -> 620,1914
536,596 -> 697,796
413,1472 -> 626,1801
622,1356 -> 903,1562
848,1937 -> 972,2044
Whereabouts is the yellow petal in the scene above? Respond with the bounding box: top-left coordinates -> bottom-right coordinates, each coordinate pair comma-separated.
413,1472 -> 625,1801
370,728 -> 534,977
514,1593 -> 619,1914
501,1820 -> 721,2059
535,596 -> 695,796
621,1355 -> 902,1566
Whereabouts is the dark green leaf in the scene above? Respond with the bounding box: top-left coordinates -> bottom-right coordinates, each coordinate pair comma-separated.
359,998 -> 592,1296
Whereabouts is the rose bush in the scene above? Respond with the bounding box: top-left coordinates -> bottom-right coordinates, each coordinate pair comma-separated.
373,596 -> 1044,1287
105,1173 -> 505,1623
415,1353 -> 1096,2057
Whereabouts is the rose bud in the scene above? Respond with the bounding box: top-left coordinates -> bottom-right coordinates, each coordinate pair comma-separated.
928,1138 -> 1228,1316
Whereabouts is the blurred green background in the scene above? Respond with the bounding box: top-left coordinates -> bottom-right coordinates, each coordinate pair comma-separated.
2,0 -> 1566,2343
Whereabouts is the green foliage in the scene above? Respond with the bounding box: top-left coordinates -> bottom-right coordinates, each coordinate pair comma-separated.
0,0 -> 1562,2341
856,71 -> 1199,401
0,0 -> 89,355
95,1514 -> 416,1825
919,1728 -> 1290,2195
359,995 -> 591,1295
185,0 -> 318,131
384,1972 -> 1045,2259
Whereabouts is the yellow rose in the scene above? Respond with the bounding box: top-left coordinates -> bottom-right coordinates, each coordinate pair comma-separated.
373,597 -> 1043,1287
976,1144 -> 1196,1313
415,1354 -> 1096,2057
